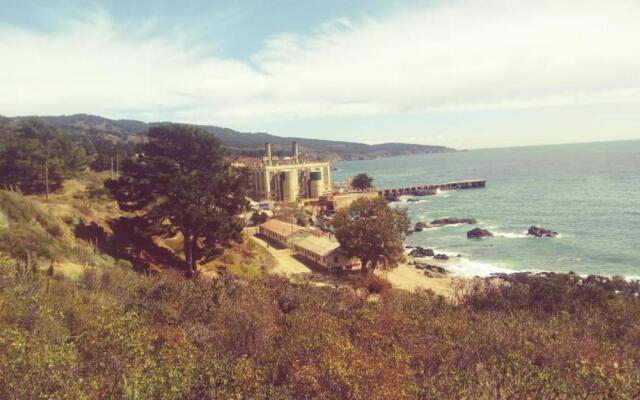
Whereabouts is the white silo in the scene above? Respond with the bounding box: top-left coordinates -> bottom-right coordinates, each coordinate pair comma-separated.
282,170 -> 299,202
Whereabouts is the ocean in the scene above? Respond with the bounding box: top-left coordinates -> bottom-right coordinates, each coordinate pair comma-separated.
332,140 -> 640,278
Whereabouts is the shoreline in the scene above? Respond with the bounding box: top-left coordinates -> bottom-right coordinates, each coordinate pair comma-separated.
252,230 -> 638,301
406,247 -> 640,283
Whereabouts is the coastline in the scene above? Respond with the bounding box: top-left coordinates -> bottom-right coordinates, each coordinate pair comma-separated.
334,141 -> 640,279
252,228 -> 638,301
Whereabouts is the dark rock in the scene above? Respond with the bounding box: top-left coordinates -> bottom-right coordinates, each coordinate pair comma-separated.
434,253 -> 450,260
467,228 -> 494,239
414,222 -> 429,232
415,261 -> 448,274
409,246 -> 435,257
431,218 -> 477,225
527,225 -> 558,238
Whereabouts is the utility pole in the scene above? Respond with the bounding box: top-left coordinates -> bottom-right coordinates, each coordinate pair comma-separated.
110,156 -> 114,180
115,143 -> 120,175
45,143 -> 50,200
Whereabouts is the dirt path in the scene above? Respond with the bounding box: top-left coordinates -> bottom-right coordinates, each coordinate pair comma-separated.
249,234 -> 312,276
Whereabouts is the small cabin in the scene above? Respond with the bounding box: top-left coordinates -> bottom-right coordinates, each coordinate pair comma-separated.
259,219 -> 305,246
290,232 -> 361,271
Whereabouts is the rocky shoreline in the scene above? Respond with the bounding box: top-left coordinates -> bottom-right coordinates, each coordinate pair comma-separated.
405,216 -> 563,278
405,245 -> 640,287
405,246 -> 458,277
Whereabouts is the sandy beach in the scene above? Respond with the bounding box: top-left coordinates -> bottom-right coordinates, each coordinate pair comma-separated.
250,232 -> 457,298
378,262 -> 456,298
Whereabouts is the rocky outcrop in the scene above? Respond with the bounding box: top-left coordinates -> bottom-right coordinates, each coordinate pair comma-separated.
414,222 -> 430,232
409,246 -> 435,257
434,253 -> 450,260
467,228 -> 493,239
527,226 -> 558,238
414,261 -> 448,275
431,218 -> 477,225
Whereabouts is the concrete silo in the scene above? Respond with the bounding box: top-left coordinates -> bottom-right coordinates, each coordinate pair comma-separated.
309,171 -> 323,198
281,170 -> 299,202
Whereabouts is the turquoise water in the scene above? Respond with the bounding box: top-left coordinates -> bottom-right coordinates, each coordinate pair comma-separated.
333,140 -> 640,278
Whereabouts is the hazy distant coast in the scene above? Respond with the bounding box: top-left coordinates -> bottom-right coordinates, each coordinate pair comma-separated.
7,113 -> 455,161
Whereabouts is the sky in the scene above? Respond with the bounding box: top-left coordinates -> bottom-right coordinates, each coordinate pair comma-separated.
1,0 -> 640,149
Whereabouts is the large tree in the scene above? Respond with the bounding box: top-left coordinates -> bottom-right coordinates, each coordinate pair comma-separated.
351,173 -> 374,191
333,197 -> 410,274
106,124 -> 249,276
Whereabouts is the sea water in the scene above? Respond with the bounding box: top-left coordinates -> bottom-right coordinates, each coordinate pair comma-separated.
332,140 -> 640,278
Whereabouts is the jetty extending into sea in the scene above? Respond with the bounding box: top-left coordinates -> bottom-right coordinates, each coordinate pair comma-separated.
378,179 -> 486,200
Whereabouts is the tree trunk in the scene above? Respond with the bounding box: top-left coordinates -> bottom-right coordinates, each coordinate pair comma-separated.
45,157 -> 49,200
360,258 -> 369,274
183,232 -> 197,277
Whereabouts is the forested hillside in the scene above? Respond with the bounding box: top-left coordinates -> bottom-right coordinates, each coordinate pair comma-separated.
10,113 -> 453,160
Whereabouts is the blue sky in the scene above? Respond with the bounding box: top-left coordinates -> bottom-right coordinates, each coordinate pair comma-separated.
2,0 -> 640,148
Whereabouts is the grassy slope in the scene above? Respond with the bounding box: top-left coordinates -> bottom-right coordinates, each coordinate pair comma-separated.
0,172 -> 275,279
0,185 -> 113,270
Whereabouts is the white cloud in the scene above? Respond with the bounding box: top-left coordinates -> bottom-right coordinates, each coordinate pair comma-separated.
1,0 -> 640,127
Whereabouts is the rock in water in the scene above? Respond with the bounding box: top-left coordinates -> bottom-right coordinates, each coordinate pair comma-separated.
527,226 -> 558,237
467,228 -> 493,239
434,253 -> 450,260
409,246 -> 435,257
431,218 -> 477,225
414,222 -> 429,232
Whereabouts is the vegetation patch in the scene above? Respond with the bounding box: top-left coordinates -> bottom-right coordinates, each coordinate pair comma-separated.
1,261 -> 639,399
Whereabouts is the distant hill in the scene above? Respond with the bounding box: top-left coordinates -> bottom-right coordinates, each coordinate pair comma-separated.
12,114 -> 454,160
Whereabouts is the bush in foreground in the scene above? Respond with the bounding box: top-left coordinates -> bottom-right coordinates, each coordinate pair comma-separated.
0,260 -> 639,399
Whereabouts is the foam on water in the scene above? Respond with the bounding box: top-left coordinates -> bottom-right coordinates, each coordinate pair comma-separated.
447,258 -> 518,277
494,231 -> 528,239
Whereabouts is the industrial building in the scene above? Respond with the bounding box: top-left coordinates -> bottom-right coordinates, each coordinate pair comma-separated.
249,142 -> 332,202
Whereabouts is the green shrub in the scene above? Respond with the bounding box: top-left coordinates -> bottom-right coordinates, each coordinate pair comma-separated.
116,259 -> 134,269
0,210 -> 8,229
351,273 -> 392,295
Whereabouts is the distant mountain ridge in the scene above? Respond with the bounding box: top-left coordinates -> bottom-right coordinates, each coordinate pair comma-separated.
13,113 -> 454,160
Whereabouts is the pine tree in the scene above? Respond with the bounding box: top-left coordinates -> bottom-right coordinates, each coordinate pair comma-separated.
106,124 -> 249,276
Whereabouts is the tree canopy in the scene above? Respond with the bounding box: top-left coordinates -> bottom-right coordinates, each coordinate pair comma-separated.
333,197 -> 410,273
0,119 -> 88,194
106,124 -> 249,276
250,211 -> 268,226
351,173 -> 374,191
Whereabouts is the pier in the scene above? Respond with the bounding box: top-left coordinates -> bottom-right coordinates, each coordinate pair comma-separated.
379,179 -> 486,199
